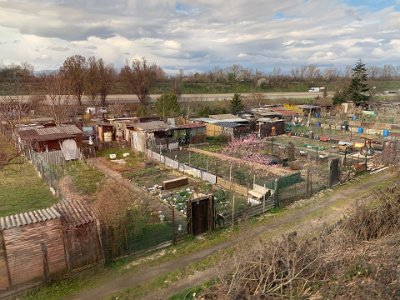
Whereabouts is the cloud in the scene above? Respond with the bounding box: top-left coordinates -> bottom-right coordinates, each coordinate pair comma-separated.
0,0 -> 399,72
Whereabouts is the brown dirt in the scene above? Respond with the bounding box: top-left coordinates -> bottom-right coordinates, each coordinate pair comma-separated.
59,176 -> 91,202
66,170 -> 396,300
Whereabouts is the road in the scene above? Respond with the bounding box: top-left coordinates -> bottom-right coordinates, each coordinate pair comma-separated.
105,92 -> 328,103
2,91 -> 397,105
66,169 -> 395,300
0,92 -> 327,105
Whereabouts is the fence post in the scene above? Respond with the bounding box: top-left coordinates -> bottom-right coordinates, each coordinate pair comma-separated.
172,206 -> 176,245
229,163 -> 232,191
263,184 -> 266,213
274,179 -> 279,208
231,195 -> 235,227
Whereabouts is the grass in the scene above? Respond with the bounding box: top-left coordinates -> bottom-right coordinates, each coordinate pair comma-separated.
0,158 -> 57,217
168,280 -> 217,300
65,161 -> 106,195
0,134 -> 17,160
109,254 -> 221,299
96,146 -> 146,172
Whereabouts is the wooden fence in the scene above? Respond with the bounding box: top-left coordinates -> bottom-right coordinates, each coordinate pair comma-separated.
216,177 -> 248,196
223,199 -> 275,227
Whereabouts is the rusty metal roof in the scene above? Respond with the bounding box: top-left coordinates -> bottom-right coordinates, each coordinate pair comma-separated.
54,199 -> 96,227
0,208 -> 61,230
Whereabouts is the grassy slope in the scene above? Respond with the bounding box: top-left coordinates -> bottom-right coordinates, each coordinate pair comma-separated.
0,158 -> 57,217
65,161 -> 106,196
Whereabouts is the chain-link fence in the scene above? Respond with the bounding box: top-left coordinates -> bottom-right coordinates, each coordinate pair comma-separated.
100,208 -> 187,263
30,150 -> 64,198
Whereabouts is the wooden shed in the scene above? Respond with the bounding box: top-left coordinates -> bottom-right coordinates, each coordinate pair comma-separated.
15,125 -> 83,153
0,208 -> 67,289
54,200 -> 104,271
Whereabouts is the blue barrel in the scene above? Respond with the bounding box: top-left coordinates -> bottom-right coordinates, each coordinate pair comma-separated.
382,129 -> 389,137
316,122 -> 321,127
315,113 -> 321,118
358,127 -> 364,134
352,115 -> 357,121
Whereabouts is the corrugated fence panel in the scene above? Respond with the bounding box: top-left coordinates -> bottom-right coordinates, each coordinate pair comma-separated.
164,157 -> 179,169
147,150 -> 217,184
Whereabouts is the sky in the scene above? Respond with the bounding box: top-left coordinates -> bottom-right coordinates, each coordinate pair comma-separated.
0,0 -> 399,74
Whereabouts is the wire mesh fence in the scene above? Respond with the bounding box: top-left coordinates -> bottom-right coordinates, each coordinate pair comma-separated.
100,208 -> 187,263
30,150 -> 65,198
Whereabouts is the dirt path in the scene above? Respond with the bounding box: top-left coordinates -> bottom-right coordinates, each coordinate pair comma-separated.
86,158 -> 184,221
67,170 -> 395,300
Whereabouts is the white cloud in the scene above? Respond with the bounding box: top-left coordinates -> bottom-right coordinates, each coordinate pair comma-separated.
0,0 -> 399,72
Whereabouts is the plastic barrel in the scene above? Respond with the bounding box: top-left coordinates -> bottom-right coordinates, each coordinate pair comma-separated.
352,115 -> 357,121
357,127 -> 364,134
382,129 -> 389,137
316,122 -> 321,127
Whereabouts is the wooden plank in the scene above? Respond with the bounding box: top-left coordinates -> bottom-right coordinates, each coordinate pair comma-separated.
162,177 -> 189,190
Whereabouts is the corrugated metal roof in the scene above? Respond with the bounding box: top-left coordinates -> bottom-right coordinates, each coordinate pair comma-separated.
0,207 -> 61,230
175,123 -> 205,129
208,114 -> 238,120
54,199 -> 96,227
36,125 -> 82,136
214,122 -> 244,128
135,121 -> 172,132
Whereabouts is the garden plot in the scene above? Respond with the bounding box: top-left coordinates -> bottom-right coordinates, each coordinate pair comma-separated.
122,163 -> 179,189
160,185 -> 247,216
164,149 -> 280,188
96,146 -> 146,172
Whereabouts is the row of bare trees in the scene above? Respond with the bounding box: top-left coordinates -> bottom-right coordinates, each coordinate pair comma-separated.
59,55 -> 115,106
1,56 -> 166,106
177,63 -> 400,84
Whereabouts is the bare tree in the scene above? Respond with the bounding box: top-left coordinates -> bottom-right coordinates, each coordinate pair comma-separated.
121,57 -> 164,105
0,94 -> 31,128
60,55 -> 87,106
86,56 -> 100,106
41,73 -> 72,125
97,58 -> 115,107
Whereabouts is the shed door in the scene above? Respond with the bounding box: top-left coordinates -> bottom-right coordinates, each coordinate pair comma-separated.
191,199 -> 209,235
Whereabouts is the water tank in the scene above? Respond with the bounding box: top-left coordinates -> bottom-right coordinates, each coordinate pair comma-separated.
382,129 -> 389,137
357,127 -> 364,134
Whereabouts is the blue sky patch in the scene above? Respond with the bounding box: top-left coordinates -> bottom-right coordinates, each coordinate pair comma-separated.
344,0 -> 399,11
273,12 -> 286,20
